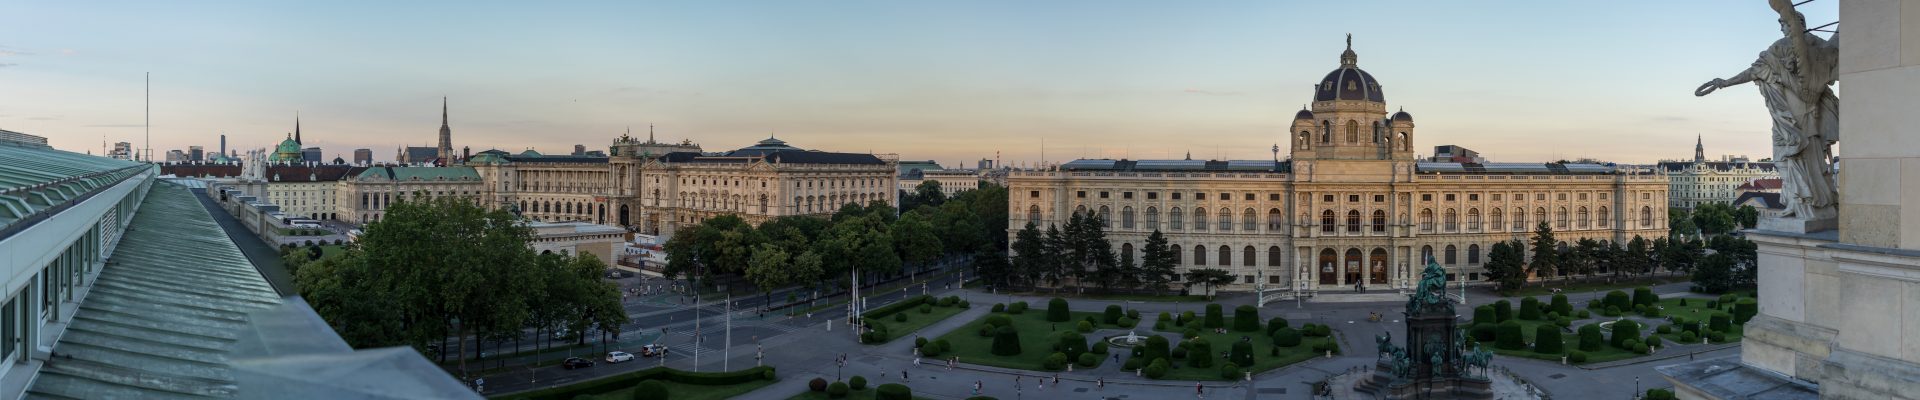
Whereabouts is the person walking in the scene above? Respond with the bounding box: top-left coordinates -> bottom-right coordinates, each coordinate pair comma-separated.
973,380 -> 981,396
1097,377 -> 1105,391
902,370 -> 909,381
1196,382 -> 1205,399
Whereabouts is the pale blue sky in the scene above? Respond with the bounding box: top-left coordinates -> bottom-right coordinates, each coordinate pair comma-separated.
0,1 -> 1837,165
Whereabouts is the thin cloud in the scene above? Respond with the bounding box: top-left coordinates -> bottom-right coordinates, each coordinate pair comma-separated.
1183,88 -> 1245,96
0,63 -> 17,68
83,124 -> 146,128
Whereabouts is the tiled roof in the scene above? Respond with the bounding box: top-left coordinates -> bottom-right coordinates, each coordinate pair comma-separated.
353,166 -> 480,181
1060,159 -> 1289,173
1734,191 -> 1786,209
1737,178 -> 1782,191
266,165 -> 367,182
160,164 -> 243,178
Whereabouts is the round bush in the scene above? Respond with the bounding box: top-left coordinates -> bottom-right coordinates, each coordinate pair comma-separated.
991,326 -> 1022,356
1179,311 -> 1197,326
1146,335 -> 1171,361
1679,330 -> 1698,343
1578,324 -> 1605,352
1158,311 -> 1173,324
1059,332 -> 1088,359
1643,307 -> 1664,318
959,300 -> 971,309
1233,305 -> 1260,331
1605,306 -> 1621,317
1624,339 -> 1641,350
1495,320 -> 1527,350
1554,317 -> 1573,328
915,337 -> 928,349
1273,327 -> 1303,347
1569,350 -> 1588,363
923,342 -> 945,357
986,314 -> 1012,329
850,375 -> 869,390
1710,313 -> 1733,332
1123,356 -> 1143,370
1605,290 -> 1631,310
1154,321 -> 1168,330
1183,328 -> 1202,339
1008,301 -> 1028,314
1519,297 -> 1543,320
1117,317 -> 1136,327
1043,352 -> 1069,370
1708,331 -> 1728,343
939,296 -> 956,306
1074,320 -> 1092,333
827,381 -> 850,398
1187,338 -> 1214,368
1104,305 -> 1124,324
1657,325 -> 1673,334
992,303 -> 1006,313
1047,298 -> 1071,322
1077,352 -> 1100,367
1089,340 -> 1109,354
920,304 -> 933,314
1220,362 -> 1242,380
875,383 -> 912,400
631,380 -> 668,400
1144,359 -> 1170,379
1733,298 -> 1758,324
1266,317 -> 1290,335
1577,310 -> 1591,319
1535,324 -> 1565,354
1645,335 -> 1664,348
1634,304 -> 1648,314
1204,304 -> 1225,328
809,377 -> 829,392
1611,320 -> 1641,348
1171,345 -> 1188,359
1719,293 -> 1737,303
1128,309 -> 1141,319
1647,388 -> 1677,400
1632,343 -> 1650,354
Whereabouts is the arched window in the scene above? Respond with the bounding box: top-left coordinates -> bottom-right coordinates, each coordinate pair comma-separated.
1170,207 -> 1184,231
1267,208 -> 1283,230
1027,205 -> 1041,225
1576,206 -> 1589,229
1322,120 -> 1332,143
1421,245 -> 1434,263
1075,204 -> 1088,216
1243,246 -> 1256,267
1420,209 -> 1435,232
1641,206 -> 1653,227
1242,208 -> 1257,231
1218,208 -> 1232,231
1098,205 -> 1112,228
1298,132 -> 1312,150
1597,206 -> 1610,228
1444,245 -> 1458,265
1219,245 -> 1233,266
1372,210 -> 1387,232
1172,243 -> 1183,264
1490,208 -> 1504,231
1467,208 -> 1481,231
1146,207 -> 1160,230
1121,243 -> 1134,265
1193,245 -> 1208,266
1373,121 -> 1384,143
1555,207 -> 1569,229
1346,120 -> 1359,143
1121,206 -> 1136,229
1514,208 -> 1528,230
1321,210 -> 1336,233
1534,208 -> 1548,230
1444,209 -> 1459,232
1194,207 -> 1209,231
1468,244 -> 1482,264
1346,210 -> 1362,233
1267,246 -> 1283,266
1399,132 -> 1411,151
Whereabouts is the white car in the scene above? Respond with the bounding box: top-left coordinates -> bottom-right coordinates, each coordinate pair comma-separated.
605,351 -> 635,363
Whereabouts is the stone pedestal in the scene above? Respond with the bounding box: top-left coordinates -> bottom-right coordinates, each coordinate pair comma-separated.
1757,216 -> 1837,235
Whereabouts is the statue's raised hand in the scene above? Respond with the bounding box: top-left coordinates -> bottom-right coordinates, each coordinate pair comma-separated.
1695,78 -> 1727,97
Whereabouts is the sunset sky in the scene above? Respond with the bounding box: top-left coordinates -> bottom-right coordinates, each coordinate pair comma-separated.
0,1 -> 1837,166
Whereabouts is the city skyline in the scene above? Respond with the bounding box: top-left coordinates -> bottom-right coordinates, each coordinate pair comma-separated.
1,1 -> 1836,165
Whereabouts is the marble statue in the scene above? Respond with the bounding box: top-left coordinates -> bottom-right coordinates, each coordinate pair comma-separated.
1696,0 -> 1839,224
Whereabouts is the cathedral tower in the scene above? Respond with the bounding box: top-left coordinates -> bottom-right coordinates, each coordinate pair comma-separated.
438,97 -> 453,162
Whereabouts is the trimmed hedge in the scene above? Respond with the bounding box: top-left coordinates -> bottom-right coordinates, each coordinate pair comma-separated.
1204,304 -> 1225,328
1474,305 -> 1497,325
1059,332 -> 1088,359
1233,305 -> 1260,332
875,383 -> 912,400
1008,301 -> 1029,314
1494,300 -> 1513,322
1272,327 -> 1303,347
1733,298 -> 1758,324
1534,324 -> 1564,354
828,381 -> 849,398
632,380 -> 668,400
1495,320 -> 1526,350
1230,341 -> 1254,366
1144,358 -> 1170,379
1710,313 -> 1733,333
1266,317 -> 1289,335
1187,338 -> 1215,368
503,366 -> 777,400
992,326 -> 1022,356
1569,350 -> 1588,363
850,375 -> 869,390
1611,320 -> 1641,349
1047,298 -> 1071,322
1605,290 -> 1631,311
1632,287 -> 1657,308
1578,324 -> 1604,352
1550,294 -> 1573,317
1519,297 -> 1543,320
1145,335 -> 1171,361
1104,305 -> 1124,324
866,295 -> 935,320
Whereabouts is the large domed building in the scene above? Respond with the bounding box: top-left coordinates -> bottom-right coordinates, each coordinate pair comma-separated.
1007,37 -> 1671,295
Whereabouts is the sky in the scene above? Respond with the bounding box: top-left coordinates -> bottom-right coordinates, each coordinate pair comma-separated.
0,1 -> 1838,166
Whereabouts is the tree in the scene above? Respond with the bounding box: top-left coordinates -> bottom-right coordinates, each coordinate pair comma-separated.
1528,221 -> 1559,283
1483,240 -> 1528,294
1693,253 -> 1739,293
1669,208 -> 1699,237
1010,222 -> 1047,290
1041,224 -> 1070,292
1623,236 -> 1652,277
1139,230 -> 1178,295
905,180 -> 947,211
892,212 -> 944,279
1183,269 -> 1236,300
1115,241 -> 1142,292
1693,203 -> 1738,236
1734,205 -> 1760,229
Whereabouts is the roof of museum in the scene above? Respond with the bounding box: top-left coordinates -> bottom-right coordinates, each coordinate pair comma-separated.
266,165 -> 367,182
160,164 -> 244,178
353,166 -> 481,181
1657,160 -> 1777,172
26,182 -> 475,399
1414,162 -> 1617,174
0,141 -> 150,232
1061,159 -> 1291,173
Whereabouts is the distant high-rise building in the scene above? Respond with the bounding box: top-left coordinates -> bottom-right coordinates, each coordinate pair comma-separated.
165,149 -> 186,163
353,148 -> 372,165
302,147 -> 322,164
573,144 -> 587,156
1428,145 -> 1484,163
220,134 -> 227,156
110,142 -> 133,160
188,145 -> 204,162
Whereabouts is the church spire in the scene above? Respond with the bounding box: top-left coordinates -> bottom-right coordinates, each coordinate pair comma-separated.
294,112 -> 302,145
1695,134 -> 1705,163
649,124 -> 655,142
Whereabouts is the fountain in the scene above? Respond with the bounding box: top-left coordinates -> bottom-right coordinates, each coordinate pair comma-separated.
1105,330 -> 1148,347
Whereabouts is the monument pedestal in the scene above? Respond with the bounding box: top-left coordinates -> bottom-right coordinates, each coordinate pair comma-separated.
1757,216 -> 1837,235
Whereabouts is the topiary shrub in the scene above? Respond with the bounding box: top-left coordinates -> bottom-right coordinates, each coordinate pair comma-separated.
1633,286 -> 1657,308
1171,345 -> 1189,360
1145,358 -> 1170,379
1569,350 -> 1588,363
992,326 -> 1022,355
1578,324 -> 1605,351
875,383 -> 912,400
1719,293 -> 1737,303
1059,332 -> 1088,359
1077,352 -> 1100,367
1519,297 -> 1543,320
1733,298 -> 1758,324
1230,341 -> 1254,366
1535,324 -> 1564,354
1077,320 -> 1094,333
1104,305 -> 1124,324
922,341 -> 945,357
1154,321 -> 1168,330
1494,300 -> 1513,322
1266,317 -> 1289,335
810,377 -> 829,392
1706,300 -> 1718,309
1495,320 -> 1527,350
1707,331 -> 1728,343
1046,298 -> 1070,322
1634,304 -> 1648,314
1183,327 -> 1202,339
1550,294 -> 1573,316
1604,306 -> 1621,317
1657,325 -> 1673,334
1587,299 -> 1603,310
1008,301 -> 1028,314
1221,362 -> 1242,380
1679,330 -> 1698,343
850,375 -> 869,390
1233,305 -> 1260,332
894,313 -> 907,322
1187,338 -> 1214,368
1117,317 -> 1136,327
1146,335 -> 1171,361
1179,311 -> 1197,326
959,300 -> 971,309
1632,343 -> 1650,354
1043,352 -> 1069,370
1710,312 -> 1732,333
1612,320 -> 1641,349
1470,323 -> 1497,342
1645,335 -> 1663,348
1646,388 -> 1676,400
1123,356 -> 1144,371
1605,290 -> 1631,311
632,380 -> 668,400
1092,340 -> 1109,354
915,337 -> 929,349
992,303 -> 1006,313
1554,317 -> 1573,328
1643,306 -> 1664,318
1678,298 -> 1688,306
1204,304 -> 1225,328
1158,311 -> 1173,324
1577,310 -> 1591,319
1273,327 -> 1303,347
827,381 -> 850,398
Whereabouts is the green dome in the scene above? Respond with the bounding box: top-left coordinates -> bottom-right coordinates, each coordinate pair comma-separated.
269,134 -> 303,163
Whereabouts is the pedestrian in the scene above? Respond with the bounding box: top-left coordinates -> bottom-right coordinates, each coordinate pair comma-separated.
973,380 -> 982,395
1097,377 -> 1104,391
902,370 -> 909,381
1196,382 -> 1205,399
1052,374 -> 1059,387
914,357 -> 921,366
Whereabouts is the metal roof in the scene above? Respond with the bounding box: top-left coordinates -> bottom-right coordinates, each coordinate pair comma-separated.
1058,159 -> 1288,173
0,142 -> 149,233
1416,162 -> 1617,175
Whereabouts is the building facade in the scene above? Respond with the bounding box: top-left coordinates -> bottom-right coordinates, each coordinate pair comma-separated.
636,136 -> 898,237
333,166 -> 485,224
1660,136 -> 1777,209
1007,40 -> 1668,294
527,221 -> 626,267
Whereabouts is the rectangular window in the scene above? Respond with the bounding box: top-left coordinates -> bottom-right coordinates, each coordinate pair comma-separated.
1600,193 -> 1608,200
1469,194 -> 1479,201
1123,192 -> 1134,199
1243,275 -> 1254,284
1348,195 -> 1360,203
1172,193 -> 1182,200
1323,194 -> 1334,202
1244,193 -> 1254,201
1100,191 -> 1109,199
1445,194 -> 1456,201
1269,193 -> 1281,201
1219,193 -> 1230,201
1269,276 -> 1281,284
1536,194 -> 1547,201
1493,194 -> 1503,201
1148,192 -> 1158,200
1422,194 -> 1433,202
1197,193 -> 1207,200
1558,193 -> 1568,201
1029,191 -> 1039,198
1374,195 -> 1385,202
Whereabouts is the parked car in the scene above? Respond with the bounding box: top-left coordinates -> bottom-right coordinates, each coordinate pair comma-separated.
640,344 -> 669,357
605,351 -> 635,363
561,357 -> 594,370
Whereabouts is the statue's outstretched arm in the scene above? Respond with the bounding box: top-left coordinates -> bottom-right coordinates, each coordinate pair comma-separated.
1696,68 -> 1756,97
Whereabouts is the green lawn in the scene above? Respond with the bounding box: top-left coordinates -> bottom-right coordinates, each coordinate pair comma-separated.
869,304 -> 969,343
1653,295 -> 1750,344
1505,276 -> 1683,297
788,388 -> 935,400
1146,317 -> 1332,380
936,310 -> 1137,371
1008,291 -> 1210,303
1475,317 -> 1643,365
568,379 -> 775,400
